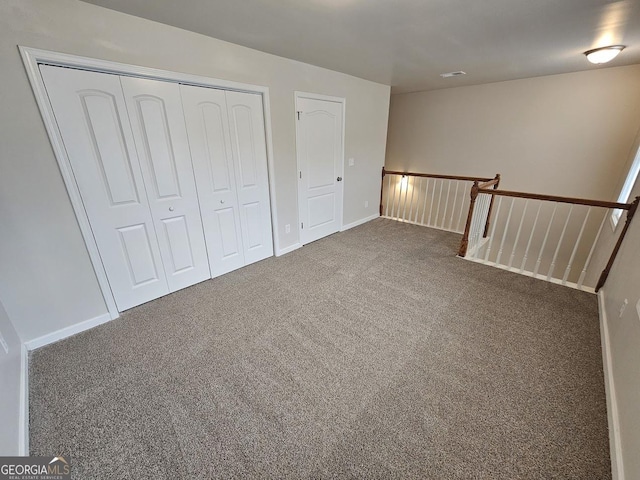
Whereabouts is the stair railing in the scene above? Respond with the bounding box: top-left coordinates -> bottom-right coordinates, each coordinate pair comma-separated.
379,167 -> 500,234
459,185 -> 639,292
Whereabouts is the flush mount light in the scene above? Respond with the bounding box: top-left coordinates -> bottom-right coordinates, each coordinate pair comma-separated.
440,71 -> 466,78
584,45 -> 625,64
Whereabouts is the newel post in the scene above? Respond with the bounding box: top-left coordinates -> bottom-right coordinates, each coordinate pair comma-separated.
379,166 -> 386,216
596,196 -> 639,292
458,181 -> 480,257
483,173 -> 500,237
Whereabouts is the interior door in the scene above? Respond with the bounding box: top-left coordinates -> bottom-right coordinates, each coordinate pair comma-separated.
296,96 -> 344,245
121,77 -> 210,291
225,91 -> 274,265
180,85 -> 246,277
40,65 -> 170,311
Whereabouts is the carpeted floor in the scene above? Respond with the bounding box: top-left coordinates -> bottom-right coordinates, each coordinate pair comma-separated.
29,218 -> 610,479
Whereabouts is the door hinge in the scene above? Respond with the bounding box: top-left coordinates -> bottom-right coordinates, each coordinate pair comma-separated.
301,222 -> 304,229
299,171 -> 302,179
297,111 -> 302,120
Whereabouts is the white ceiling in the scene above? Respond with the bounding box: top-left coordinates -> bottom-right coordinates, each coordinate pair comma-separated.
82,0 -> 640,93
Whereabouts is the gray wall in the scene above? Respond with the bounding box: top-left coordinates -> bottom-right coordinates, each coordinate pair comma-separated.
386,65 -> 640,197
599,175 -> 640,479
0,298 -> 22,455
0,0 -> 390,342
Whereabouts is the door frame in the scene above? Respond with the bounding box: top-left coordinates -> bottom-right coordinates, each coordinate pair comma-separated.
294,91 -> 346,245
20,46 -> 281,320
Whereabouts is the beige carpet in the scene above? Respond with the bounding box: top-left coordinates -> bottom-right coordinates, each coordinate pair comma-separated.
29,218 -> 610,479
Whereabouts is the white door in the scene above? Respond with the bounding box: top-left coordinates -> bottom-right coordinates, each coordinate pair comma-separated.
121,77 -> 210,290
295,95 -> 344,245
40,65 -> 169,311
225,91 -> 274,265
181,86 -> 273,274
179,85 -> 246,277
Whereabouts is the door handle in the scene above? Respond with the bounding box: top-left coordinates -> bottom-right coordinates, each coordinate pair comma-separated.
169,207 -> 174,212
337,176 -> 343,182
220,200 -> 225,204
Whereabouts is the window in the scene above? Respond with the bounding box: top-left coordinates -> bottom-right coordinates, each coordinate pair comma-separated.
612,145 -> 640,228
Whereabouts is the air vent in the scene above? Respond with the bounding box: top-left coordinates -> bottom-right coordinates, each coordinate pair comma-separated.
440,71 -> 466,78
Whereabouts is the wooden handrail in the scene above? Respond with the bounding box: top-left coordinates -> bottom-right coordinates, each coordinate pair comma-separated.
478,177 -> 500,189
380,167 -> 499,246
381,165 -> 637,292
383,169 -> 493,183
596,196 -> 639,292
460,180 -> 637,292
476,188 -> 632,210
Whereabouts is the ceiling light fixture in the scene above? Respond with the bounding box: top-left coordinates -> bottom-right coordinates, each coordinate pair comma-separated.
583,45 -> 625,64
440,71 -> 466,78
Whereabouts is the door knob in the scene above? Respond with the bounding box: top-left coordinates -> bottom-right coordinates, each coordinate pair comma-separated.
220,200 -> 225,204
337,176 -> 343,182
169,207 -> 174,212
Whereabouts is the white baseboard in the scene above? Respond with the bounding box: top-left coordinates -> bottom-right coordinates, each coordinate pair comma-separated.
380,215 -> 464,235
462,256 -> 596,294
24,312 -> 113,351
19,344 -> 29,456
276,242 -> 301,257
341,213 -> 380,232
19,312 -> 115,453
598,289 -> 624,480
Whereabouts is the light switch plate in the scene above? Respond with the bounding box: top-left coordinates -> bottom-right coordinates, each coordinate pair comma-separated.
348,158 -> 354,167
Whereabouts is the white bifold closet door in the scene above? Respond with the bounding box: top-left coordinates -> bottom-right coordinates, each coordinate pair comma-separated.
120,77 -> 210,291
41,66 -> 210,311
41,65 -> 274,312
180,85 -> 273,277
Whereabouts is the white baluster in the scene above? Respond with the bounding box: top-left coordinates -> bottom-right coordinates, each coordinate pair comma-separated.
472,194 -> 490,259
520,202 -> 542,272
414,178 -> 423,223
469,195 -> 481,259
562,207 -> 591,285
434,179 -> 443,227
456,184 -> 468,232
534,203 -> 558,277
547,205 -> 574,281
484,196 -> 502,263
508,200 -> 529,269
495,198 -> 515,266
401,177 -> 409,221
389,175 -> 398,218
577,210 -> 608,289
441,180 -> 452,229
385,174 -> 391,216
408,176 -> 416,222
428,178 -> 436,226
478,195 -> 490,256
421,178 -> 429,225
449,181 -> 460,230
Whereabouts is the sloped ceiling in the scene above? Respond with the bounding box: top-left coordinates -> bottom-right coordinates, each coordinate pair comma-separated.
82,0 -> 640,92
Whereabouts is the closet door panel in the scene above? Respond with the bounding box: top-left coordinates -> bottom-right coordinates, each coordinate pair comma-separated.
121,77 -> 211,290
40,65 -> 169,311
225,91 -> 274,264
180,85 -> 245,277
